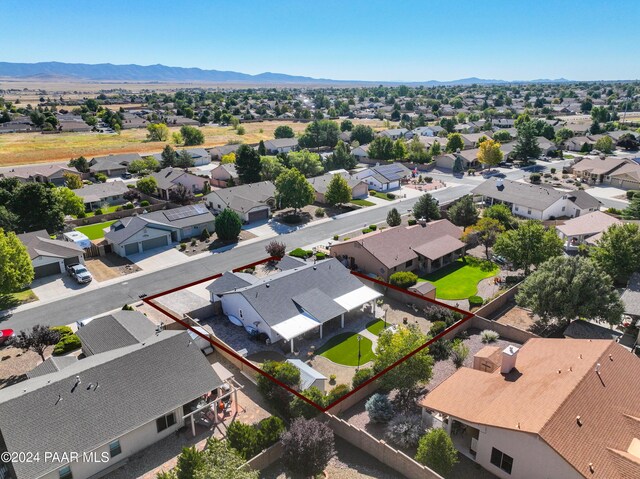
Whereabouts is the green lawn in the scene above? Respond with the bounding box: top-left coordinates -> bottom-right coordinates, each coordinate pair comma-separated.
366,318 -> 387,336
316,332 -> 375,366
75,220 -> 117,240
370,192 -> 394,201
418,257 -> 499,300
351,199 -> 375,207
11,289 -> 38,304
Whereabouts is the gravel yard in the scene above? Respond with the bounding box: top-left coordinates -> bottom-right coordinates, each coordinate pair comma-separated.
0,346 -> 54,390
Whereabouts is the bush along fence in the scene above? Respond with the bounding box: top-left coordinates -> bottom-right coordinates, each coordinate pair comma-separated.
66,201 -> 169,227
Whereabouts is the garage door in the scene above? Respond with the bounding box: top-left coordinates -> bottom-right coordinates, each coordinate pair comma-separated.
34,262 -> 61,279
141,236 -> 168,252
64,256 -> 80,267
124,243 -> 139,256
248,209 -> 269,223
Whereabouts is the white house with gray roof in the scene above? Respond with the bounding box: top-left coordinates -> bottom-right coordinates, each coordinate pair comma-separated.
17,230 -> 85,279
353,163 -> 412,191
89,153 -> 141,177
263,138 -> 299,154
472,178 -> 601,220
205,181 -> 276,223
150,167 -> 210,201
74,180 -> 129,211
0,325 -> 223,479
105,204 -> 215,257
206,257 -> 381,353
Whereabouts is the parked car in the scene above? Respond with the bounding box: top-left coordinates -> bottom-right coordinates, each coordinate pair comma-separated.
491,254 -> 508,265
66,264 -> 93,284
121,172 -> 133,179
0,329 -> 14,346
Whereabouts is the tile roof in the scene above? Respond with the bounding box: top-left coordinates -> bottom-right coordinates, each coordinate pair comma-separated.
420,339 -> 640,479
0,330 -> 223,479
17,230 -> 84,260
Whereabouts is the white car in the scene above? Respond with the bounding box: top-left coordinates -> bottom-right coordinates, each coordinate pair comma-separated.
66,264 -> 93,284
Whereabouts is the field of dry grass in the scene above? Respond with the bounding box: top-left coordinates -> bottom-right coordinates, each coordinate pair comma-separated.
0,119 -> 388,166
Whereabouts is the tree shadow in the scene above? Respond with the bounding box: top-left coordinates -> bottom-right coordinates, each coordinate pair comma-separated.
0,294 -> 20,317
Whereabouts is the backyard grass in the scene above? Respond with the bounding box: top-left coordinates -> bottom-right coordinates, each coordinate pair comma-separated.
351,199 -> 375,207
75,220 -> 117,240
74,205 -> 119,219
316,332 -> 375,366
366,318 -> 387,336
418,257 -> 499,300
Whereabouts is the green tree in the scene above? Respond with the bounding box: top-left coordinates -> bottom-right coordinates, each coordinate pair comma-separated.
554,127 -> 574,144
221,152 -> 236,164
406,136 -> 430,163
447,195 -> 478,228
260,155 -> 286,181
483,203 -> 516,229
594,135 -> 614,154
340,119 -> 353,131
373,324 -> 434,391
493,220 -> 563,275
136,176 -> 158,195
0,206 -> 18,232
493,130 -> 512,142
287,150 -> 323,177
257,360 -> 300,415
325,140 -> 356,170
281,419 -> 335,477
415,429 -> 459,476
257,140 -> 267,156
617,132 -> 639,150
175,446 -> 206,479
512,121 -> 541,161
169,184 -> 195,206
465,217 -> 504,259
274,125 -> 295,139
128,156 -> 160,174
591,223 -> 640,285
235,144 -> 262,183
368,136 -> 395,161
146,123 -> 169,141
290,386 -> 325,419
298,120 -> 340,149
226,421 -> 259,460
180,125 -> 204,146
0,228 -> 34,293
175,150 -> 195,168
477,139 -> 503,168
63,172 -> 83,190
516,256 -> 624,327
68,156 -> 89,173
53,187 -> 85,216
324,174 -> 352,206
387,207 -> 402,227
445,133 -> 464,153
389,271 -> 418,289
622,196 -> 640,220
392,138 -> 407,160
161,145 -> 177,168
10,183 -> 64,233
413,193 -> 440,222
350,124 -> 375,145
429,140 -> 442,157
215,208 -> 242,242
275,168 -> 315,215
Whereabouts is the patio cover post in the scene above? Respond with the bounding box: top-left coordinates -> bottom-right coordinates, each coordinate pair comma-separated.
341,313 -> 344,328
291,338 -> 294,354
191,414 -> 196,437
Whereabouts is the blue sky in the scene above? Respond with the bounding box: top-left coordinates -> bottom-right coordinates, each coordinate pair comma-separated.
2,0 -> 638,81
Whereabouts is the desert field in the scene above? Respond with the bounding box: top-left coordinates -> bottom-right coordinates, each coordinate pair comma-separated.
0,119 -> 388,166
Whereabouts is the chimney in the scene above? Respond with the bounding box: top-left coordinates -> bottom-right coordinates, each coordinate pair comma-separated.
496,178 -> 504,188
500,345 -> 519,374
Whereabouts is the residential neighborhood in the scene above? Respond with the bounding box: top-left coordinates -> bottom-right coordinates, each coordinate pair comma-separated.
1,2 -> 640,478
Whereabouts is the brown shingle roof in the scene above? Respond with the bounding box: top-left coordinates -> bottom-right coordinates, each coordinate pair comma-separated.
421,339 -> 640,479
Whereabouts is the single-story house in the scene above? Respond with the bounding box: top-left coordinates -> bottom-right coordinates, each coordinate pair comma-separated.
352,144 -> 370,160
621,272 -> 640,321
555,211 -> 621,251
471,178 -> 601,220
178,148 -> 211,167
89,153 -> 141,177
209,144 -> 241,161
537,136 -> 558,156
571,156 -> 640,190
205,181 -> 276,223
412,126 -> 445,137
564,135 -> 602,152
433,154 -> 459,170
150,167 -> 210,200
0,321 -> 223,479
286,359 -> 327,392
207,257 -> 382,353
263,138 -> 299,154
307,171 -> 369,203
17,230 -> 85,279
0,163 -> 81,186
75,310 -> 156,356
105,204 -> 215,257
461,132 -> 492,149
57,119 -> 93,132
420,338 -> 640,479
74,180 -> 130,211
378,128 -> 408,140
353,163 -> 412,191
210,163 -> 239,188
330,220 -> 465,280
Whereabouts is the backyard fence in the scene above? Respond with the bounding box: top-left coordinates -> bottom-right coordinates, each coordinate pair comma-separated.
241,442 -> 283,471
66,201 -> 169,227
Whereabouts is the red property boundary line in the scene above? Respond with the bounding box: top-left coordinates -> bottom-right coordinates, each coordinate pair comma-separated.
142,256 -> 474,412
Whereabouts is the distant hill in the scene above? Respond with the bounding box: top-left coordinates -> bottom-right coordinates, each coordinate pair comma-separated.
0,61 -> 573,85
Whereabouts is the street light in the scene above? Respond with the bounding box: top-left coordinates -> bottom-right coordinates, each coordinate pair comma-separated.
356,335 -> 362,371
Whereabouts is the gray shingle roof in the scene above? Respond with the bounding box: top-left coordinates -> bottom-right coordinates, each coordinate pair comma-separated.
205,181 -> 275,213
264,138 -> 299,150
75,311 -> 157,356
150,167 -> 204,191
472,178 -> 565,211
26,356 -> 78,379
75,180 -> 129,204
621,273 -> 640,317
292,288 -> 347,323
17,230 -> 84,260
307,172 -> 365,195
206,271 -> 257,295
0,330 -> 222,479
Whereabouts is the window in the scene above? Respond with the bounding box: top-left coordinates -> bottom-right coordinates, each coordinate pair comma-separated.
156,412 -> 177,433
514,206 -> 519,211
562,206 -> 565,212
59,466 -> 73,479
405,259 -> 413,267
527,209 -> 531,215
109,440 -> 122,458
239,309 -> 243,319
490,448 -> 513,474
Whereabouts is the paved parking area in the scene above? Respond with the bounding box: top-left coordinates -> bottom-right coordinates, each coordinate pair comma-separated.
128,244 -> 187,270
30,272 -> 101,302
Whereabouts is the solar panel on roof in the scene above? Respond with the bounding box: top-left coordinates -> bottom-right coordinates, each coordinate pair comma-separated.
164,204 -> 209,222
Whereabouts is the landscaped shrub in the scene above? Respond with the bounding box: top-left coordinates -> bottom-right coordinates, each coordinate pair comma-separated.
429,321 -> 447,337
342,237 -> 350,241
626,190 -> 640,200
386,192 -> 395,199
290,387 -> 325,419
256,416 -> 285,451
77,211 -> 86,218
369,190 -> 377,196
369,224 -> 377,230
352,367 -> 374,389
289,247 -> 310,258
123,202 -> 135,210
365,393 -> 394,423
53,334 -> 81,355
415,429 -> 459,475
190,238 -> 197,246
281,418 -> 335,477
200,228 -> 211,241
389,271 -> 418,289
468,295 -> 484,308
265,240 -> 286,258
408,218 -> 417,226
385,413 -> 424,449
94,208 -> 103,215
451,340 -> 470,368
179,242 -> 187,251
140,200 -> 150,207
333,234 -> 339,241
122,304 -> 134,311
329,374 -> 336,384
50,326 -> 73,339
425,176 -> 433,183
226,421 -> 259,460
606,207 -> 622,215
550,167 -> 556,174
315,252 -> 327,260
429,339 -> 452,361
315,207 -> 325,217
529,173 -> 541,184
362,228 -> 372,234
480,329 -> 500,343
326,384 -> 351,405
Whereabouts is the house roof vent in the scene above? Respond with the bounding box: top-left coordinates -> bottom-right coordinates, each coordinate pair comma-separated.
500,345 -> 519,374
496,178 -> 504,187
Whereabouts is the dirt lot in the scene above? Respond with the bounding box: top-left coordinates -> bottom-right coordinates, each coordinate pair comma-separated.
180,229 -> 257,256
494,304 -> 538,332
84,254 -> 141,281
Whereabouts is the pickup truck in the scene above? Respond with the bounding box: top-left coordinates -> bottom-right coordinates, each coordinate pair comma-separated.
66,263 -> 93,284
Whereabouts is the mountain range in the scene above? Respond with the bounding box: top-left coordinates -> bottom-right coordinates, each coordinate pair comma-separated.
0,61 -> 572,86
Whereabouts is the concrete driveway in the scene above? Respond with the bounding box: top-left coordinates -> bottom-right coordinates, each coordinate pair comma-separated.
127,244 -> 188,271
30,272 -> 101,303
